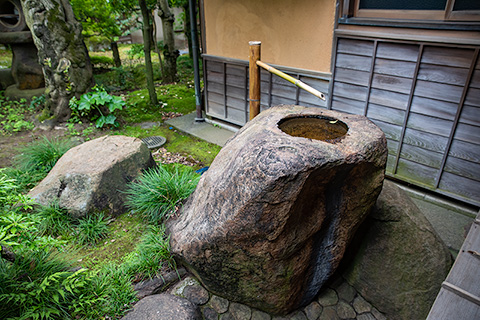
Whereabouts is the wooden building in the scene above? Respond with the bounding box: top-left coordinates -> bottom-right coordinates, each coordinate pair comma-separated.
199,0 -> 480,207
426,210 -> 480,319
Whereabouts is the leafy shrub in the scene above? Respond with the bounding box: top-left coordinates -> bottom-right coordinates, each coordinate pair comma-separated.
0,170 -> 134,320
176,54 -> 202,83
0,250 -> 135,320
69,85 -> 125,128
84,35 -> 110,52
177,54 -> 193,70
76,213 -> 109,245
29,94 -> 46,110
0,94 -> 35,135
0,170 -> 28,209
123,224 -> 176,279
14,137 -> 74,174
35,201 -> 73,238
125,164 -> 200,223
0,46 -> 12,69
0,169 -> 62,253
2,169 -> 48,196
94,66 -> 136,91
126,43 -> 144,60
0,250 -> 77,319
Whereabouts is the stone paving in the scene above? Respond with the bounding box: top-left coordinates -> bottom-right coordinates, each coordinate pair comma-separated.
168,275 -> 387,320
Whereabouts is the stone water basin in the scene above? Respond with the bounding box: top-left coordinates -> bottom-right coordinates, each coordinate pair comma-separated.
169,105 -> 387,315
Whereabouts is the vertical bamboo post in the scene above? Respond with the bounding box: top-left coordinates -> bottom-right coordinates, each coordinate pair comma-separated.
249,41 -> 261,120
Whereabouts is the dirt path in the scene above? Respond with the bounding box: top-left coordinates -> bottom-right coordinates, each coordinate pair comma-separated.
0,124 -> 103,169
0,131 -> 39,168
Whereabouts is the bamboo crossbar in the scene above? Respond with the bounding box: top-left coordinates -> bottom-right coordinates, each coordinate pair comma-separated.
256,60 -> 326,101
248,40 -> 326,120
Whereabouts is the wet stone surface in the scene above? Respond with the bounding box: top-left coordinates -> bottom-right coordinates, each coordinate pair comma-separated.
169,106 -> 388,314
304,301 -> 322,320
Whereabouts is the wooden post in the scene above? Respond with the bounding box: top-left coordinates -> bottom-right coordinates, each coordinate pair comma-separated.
249,41 -> 261,120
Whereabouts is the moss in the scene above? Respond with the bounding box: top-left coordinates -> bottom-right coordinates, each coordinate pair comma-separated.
166,135 -> 220,166
158,84 -> 196,115
119,84 -> 196,124
90,55 -> 114,67
113,124 -> 220,167
120,89 -> 161,123
37,108 -> 53,122
394,160 -> 436,188
71,213 -> 147,270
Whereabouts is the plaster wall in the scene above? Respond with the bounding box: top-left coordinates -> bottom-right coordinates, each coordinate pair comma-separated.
203,0 -> 336,73
130,8 -> 187,48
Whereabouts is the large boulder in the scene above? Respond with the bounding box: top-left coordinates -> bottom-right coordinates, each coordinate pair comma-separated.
169,105 -> 387,315
343,180 -> 453,320
28,135 -> 156,218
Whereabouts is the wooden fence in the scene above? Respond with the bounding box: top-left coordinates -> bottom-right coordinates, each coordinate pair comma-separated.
329,36 -> 480,206
203,54 -> 330,126
202,36 -> 480,206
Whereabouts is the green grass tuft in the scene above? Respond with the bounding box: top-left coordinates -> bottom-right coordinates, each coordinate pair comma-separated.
35,201 -> 73,238
71,213 -> 146,270
14,136 -> 74,174
0,249 -> 137,320
122,224 -> 176,279
125,164 -> 200,224
76,213 -> 109,246
87,262 -> 137,318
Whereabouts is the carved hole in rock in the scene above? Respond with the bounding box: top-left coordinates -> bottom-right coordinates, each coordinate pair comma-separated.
278,116 -> 348,143
0,0 -> 20,28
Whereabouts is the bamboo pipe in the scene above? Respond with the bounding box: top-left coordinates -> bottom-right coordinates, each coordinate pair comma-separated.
256,60 -> 326,101
249,41 -> 261,120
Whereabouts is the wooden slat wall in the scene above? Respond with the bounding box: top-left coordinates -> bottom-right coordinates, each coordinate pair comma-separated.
204,55 -> 330,126
330,37 -> 480,206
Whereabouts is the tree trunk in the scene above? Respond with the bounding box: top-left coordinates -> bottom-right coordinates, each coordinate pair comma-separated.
139,0 -> 158,105
111,41 -> 121,68
151,12 -> 164,79
20,0 -> 94,121
157,0 -> 178,83
183,2 -> 193,59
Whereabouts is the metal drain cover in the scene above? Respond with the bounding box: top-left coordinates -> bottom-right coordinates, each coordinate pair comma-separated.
141,136 -> 166,149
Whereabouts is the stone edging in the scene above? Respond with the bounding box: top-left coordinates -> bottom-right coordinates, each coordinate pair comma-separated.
131,268 -> 387,320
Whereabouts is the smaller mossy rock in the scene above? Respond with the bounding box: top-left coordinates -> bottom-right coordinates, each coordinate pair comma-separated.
344,180 -> 453,320
121,294 -> 201,320
28,135 -> 156,218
